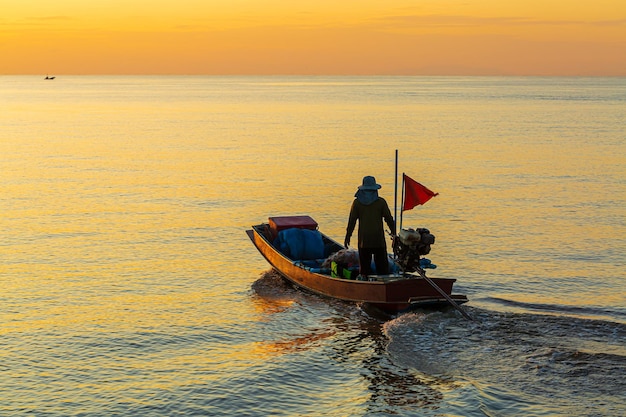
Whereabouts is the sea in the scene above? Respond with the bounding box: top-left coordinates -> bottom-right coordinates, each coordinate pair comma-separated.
1,76 -> 624,416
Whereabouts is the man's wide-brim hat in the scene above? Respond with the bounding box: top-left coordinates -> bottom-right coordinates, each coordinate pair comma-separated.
358,176 -> 382,190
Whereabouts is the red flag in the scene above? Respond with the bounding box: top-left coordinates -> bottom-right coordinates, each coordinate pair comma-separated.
403,174 -> 438,211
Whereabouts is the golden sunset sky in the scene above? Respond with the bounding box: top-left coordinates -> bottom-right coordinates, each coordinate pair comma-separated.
2,0 -> 625,75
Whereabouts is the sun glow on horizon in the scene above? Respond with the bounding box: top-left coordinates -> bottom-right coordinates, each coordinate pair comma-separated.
1,0 -> 625,75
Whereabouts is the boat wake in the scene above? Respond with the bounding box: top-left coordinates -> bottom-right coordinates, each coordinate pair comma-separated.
251,269 -> 294,299
479,296 -> 626,323
382,306 -> 626,416
247,270 -> 626,416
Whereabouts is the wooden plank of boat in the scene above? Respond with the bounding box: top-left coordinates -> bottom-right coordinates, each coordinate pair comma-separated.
246,221 -> 468,314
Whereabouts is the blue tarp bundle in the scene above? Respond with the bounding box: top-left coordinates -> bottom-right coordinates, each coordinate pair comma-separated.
275,228 -> 325,260
420,258 -> 437,269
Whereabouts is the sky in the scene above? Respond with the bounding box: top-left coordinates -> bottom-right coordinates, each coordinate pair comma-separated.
1,0 -> 625,75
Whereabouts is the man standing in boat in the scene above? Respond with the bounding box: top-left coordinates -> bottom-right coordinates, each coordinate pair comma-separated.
345,176 -> 395,278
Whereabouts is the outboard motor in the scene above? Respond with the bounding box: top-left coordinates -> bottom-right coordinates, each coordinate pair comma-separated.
393,227 -> 435,272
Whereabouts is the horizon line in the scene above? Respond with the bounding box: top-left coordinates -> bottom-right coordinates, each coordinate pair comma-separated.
4,73 -> 626,77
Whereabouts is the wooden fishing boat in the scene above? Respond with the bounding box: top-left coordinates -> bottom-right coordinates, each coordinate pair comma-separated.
247,215 -> 468,314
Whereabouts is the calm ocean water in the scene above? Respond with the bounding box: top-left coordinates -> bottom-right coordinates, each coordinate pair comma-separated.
1,76 -> 625,416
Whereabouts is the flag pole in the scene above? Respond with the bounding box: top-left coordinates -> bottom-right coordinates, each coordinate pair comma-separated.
400,173 -> 405,231
393,149 -> 398,236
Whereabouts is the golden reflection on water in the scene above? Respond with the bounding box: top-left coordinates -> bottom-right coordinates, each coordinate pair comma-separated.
254,329 -> 338,356
251,295 -> 296,318
3,84 -> 624,319
1,77 -> 625,415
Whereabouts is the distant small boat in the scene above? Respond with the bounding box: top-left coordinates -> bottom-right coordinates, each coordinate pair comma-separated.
44,75 -> 55,80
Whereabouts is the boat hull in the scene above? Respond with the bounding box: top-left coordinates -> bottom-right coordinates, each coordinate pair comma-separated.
247,225 -> 468,313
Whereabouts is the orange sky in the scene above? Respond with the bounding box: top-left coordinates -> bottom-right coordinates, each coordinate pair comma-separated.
2,0 -> 625,75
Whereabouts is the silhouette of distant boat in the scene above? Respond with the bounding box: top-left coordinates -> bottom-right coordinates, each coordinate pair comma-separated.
44,75 -> 55,80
